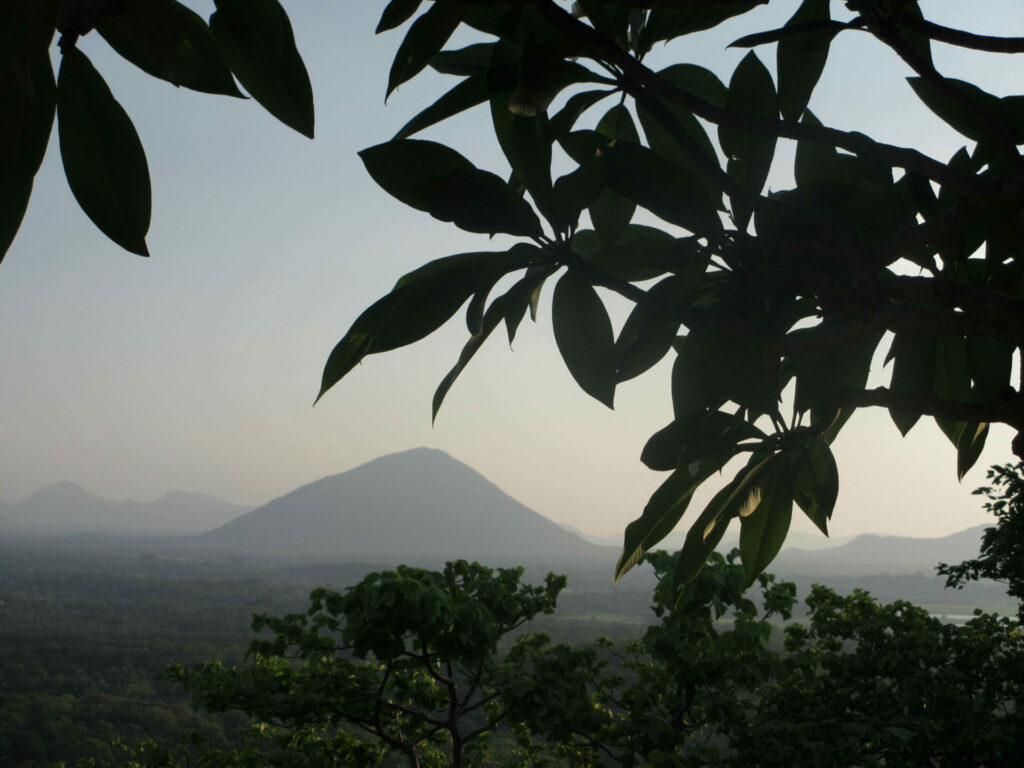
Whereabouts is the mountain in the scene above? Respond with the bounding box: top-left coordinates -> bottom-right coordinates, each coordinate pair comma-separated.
771,525 -> 990,577
557,523 -> 856,552
202,448 -> 610,564
0,482 -> 250,535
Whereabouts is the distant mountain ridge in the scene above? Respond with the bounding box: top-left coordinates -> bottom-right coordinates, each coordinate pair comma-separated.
771,525 -> 990,576
0,481 -> 250,535
202,448 -> 609,563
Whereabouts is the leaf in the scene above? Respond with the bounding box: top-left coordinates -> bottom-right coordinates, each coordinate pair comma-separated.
0,47 -> 55,263
98,0 -> 241,97
590,225 -> 680,282
636,90 -> 723,211
729,18 -> 846,50
739,461 -> 793,585
934,334 -> 971,403
551,162 -> 603,234
359,139 -> 542,236
210,0 -> 314,138
376,0 -> 423,34
789,437 -> 838,535
585,105 -> 640,247
658,64 -> 728,110
549,88 -> 611,139
319,252 -> 529,402
966,336 -> 1013,400
430,42 -> 496,76
394,73 -> 490,139
718,52 -> 777,231
57,48 -> 151,256
788,321 -> 883,414
614,461 -> 718,584
642,410 -> 765,472
386,1 -> 463,99
602,142 -> 722,235
672,453 -> 775,591
907,76 -> 1003,144
435,263 -> 551,420
775,0 -> 837,122
552,272 -> 616,408
615,277 -> 683,382
641,2 -> 763,50
887,332 -> 936,436
956,422 -> 988,482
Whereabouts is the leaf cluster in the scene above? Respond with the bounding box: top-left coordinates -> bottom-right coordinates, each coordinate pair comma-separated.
315,0 -> 1024,589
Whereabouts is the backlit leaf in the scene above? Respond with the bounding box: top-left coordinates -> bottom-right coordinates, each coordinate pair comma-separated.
210,0 -> 314,137
57,48 -> 150,256
552,271 -> 616,408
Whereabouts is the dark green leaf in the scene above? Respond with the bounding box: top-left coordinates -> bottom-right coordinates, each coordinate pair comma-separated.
636,92 -> 723,211
658,64 -> 728,110
210,0 -> 314,137
615,276 -> 684,382
430,42 -> 495,76
589,106 -> 638,246
552,271 -> 616,408
934,334 -> 971,403
966,336 -> 1013,400
376,0 -> 423,33
591,226 -> 678,282
788,321 -> 883,413
907,76 -> 1004,144
887,332 -> 936,436
57,48 -> 150,256
319,251 -> 528,402
602,142 -> 722,235
549,88 -> 611,139
789,437 -> 838,535
956,422 -> 988,481
776,0 -> 836,121
98,0 -> 241,97
394,73 -> 489,139
718,52 -> 777,231
729,18 -> 846,49
615,461 -> 718,583
386,1 -> 463,98
0,48 -> 55,263
642,409 -> 765,472
551,162 -> 603,234
672,453 -> 775,591
739,460 -> 793,585
359,139 -> 542,236
641,2 -> 763,49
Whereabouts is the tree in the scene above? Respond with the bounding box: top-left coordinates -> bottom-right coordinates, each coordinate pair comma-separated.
99,532 -> 1024,767
158,561 -> 566,768
312,0 -> 1024,590
939,461 -> 1024,621
6,1 -> 1024,589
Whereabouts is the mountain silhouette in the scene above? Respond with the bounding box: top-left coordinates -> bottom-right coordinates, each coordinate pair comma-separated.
771,525 -> 990,576
0,482 -> 250,535
201,447 -> 608,563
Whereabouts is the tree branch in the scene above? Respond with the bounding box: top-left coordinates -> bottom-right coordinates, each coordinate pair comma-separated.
902,15 -> 1024,54
834,387 -> 1024,430
530,0 -> 984,199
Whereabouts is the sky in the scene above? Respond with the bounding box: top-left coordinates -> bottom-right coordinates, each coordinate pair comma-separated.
1,1 -> 1022,546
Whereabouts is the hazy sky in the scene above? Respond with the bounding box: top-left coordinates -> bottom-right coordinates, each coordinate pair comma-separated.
2,2 -> 1022,543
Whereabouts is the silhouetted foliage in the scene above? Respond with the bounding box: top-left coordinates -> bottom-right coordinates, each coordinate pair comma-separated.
939,462 -> 1024,620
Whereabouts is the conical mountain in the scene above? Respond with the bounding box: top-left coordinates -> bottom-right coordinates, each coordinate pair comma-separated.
202,448 -> 607,563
